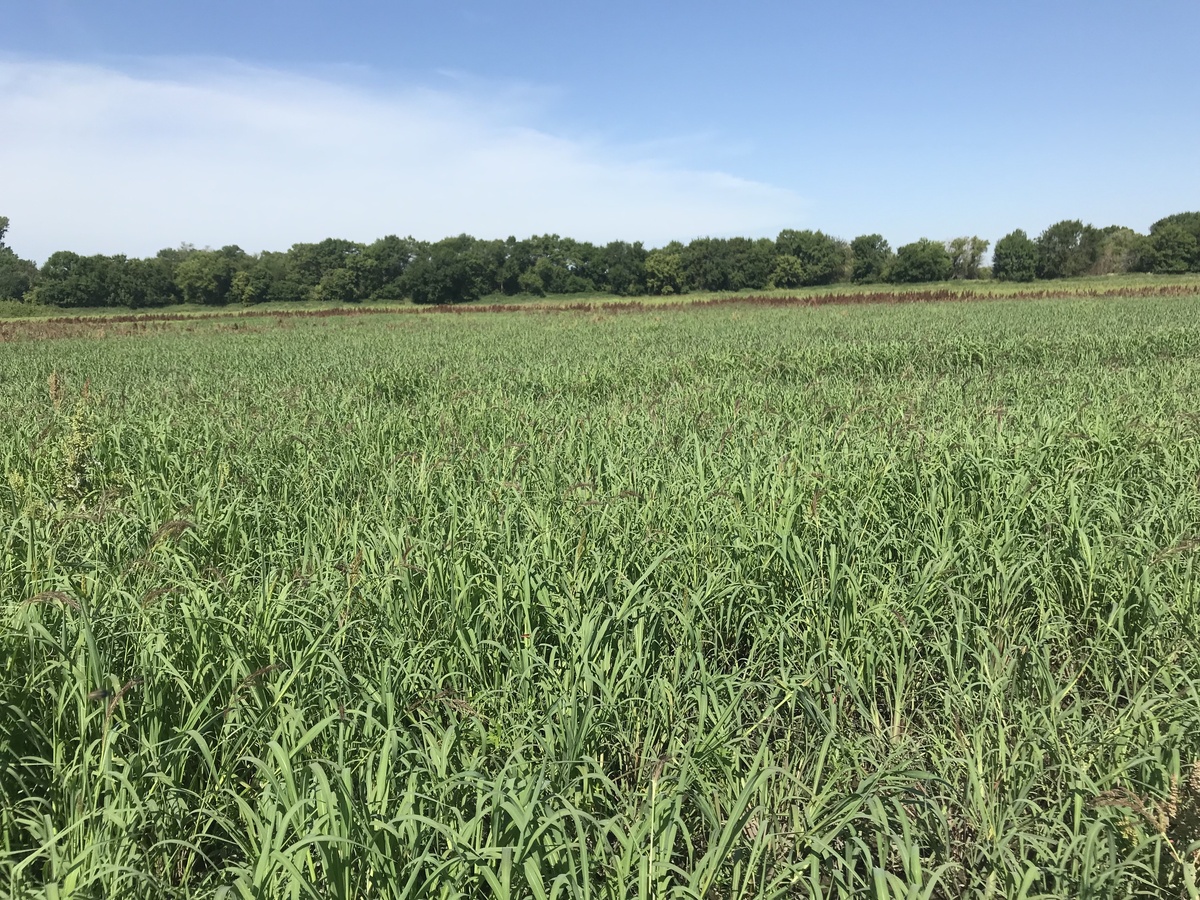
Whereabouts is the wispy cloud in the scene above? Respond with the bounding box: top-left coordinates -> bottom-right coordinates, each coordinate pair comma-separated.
0,58 -> 806,261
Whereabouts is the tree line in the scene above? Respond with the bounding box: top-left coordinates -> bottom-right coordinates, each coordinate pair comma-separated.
1,212 -> 1198,308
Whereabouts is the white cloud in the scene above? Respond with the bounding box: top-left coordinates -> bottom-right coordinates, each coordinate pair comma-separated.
0,58 -> 807,261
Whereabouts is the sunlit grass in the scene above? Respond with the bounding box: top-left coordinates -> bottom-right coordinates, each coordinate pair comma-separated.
3,295 -> 1200,897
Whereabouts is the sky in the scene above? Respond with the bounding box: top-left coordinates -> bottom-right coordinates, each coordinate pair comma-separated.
1,0 -> 1198,262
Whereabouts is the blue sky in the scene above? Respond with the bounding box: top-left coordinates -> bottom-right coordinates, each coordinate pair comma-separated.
2,0 -> 1197,261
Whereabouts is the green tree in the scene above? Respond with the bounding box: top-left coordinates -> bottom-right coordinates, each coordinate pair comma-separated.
536,236 -> 600,293
775,230 -> 846,285
310,256 -> 378,303
401,238 -> 488,304
0,216 -> 39,301
992,230 -> 1037,281
109,257 -> 175,308
946,236 -> 989,280
1148,224 -> 1198,274
0,251 -> 36,301
33,252 -> 117,307
433,234 -> 501,298
596,241 -> 648,295
496,237 -> 534,295
678,237 -> 773,292
728,237 -> 775,290
1148,213 -> 1200,272
889,239 -> 952,283
1035,220 -> 1102,279
228,252 -> 303,304
364,235 -> 418,299
517,268 -> 547,296
287,238 -> 366,292
154,244 -> 197,281
681,238 -> 735,291
644,246 -> 685,295
174,250 -> 241,305
32,251 -> 83,306
1092,227 -> 1151,275
1150,212 -> 1200,241
849,234 -> 892,283
299,252 -> 380,304
231,266 -> 272,305
497,234 -> 597,296
531,255 -> 572,294
768,254 -> 805,288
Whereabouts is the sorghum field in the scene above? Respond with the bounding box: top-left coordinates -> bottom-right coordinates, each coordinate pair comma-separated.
3,294 -> 1200,898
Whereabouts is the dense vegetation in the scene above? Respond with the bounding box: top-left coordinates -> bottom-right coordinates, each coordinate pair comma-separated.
2,211 -> 1198,309
3,294 -> 1200,897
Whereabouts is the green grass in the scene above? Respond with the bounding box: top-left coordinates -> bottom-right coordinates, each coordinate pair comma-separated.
3,294 -> 1200,897
0,300 -> 52,319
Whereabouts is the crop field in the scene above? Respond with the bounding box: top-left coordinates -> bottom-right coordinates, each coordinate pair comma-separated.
3,293 -> 1200,898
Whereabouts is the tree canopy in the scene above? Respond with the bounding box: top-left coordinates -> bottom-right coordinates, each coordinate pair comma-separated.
947,237 -> 989,280
992,230 -> 1038,282
1035,220 -> 1102,279
775,230 -> 846,286
889,239 -> 952,284
4,209 -> 1199,309
849,235 -> 892,284
0,217 -> 39,301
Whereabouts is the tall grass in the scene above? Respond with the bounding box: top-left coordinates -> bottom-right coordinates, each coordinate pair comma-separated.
3,295 -> 1200,897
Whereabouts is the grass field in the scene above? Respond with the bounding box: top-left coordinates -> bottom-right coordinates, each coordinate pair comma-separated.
3,292 -> 1200,897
